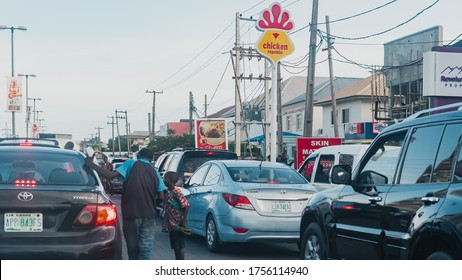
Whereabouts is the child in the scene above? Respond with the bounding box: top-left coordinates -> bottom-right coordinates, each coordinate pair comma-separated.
162,171 -> 190,260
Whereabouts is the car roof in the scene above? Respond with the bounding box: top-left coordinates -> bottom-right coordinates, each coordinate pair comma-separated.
0,138 -> 60,148
309,144 -> 370,155
213,159 -> 294,168
0,145 -> 80,154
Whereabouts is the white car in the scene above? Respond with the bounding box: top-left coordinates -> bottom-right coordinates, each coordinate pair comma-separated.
297,144 -> 369,190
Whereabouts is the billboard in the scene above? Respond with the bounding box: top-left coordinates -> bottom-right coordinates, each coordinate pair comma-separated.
5,76 -> 23,112
195,119 -> 228,150
423,51 -> 462,97
295,137 -> 342,169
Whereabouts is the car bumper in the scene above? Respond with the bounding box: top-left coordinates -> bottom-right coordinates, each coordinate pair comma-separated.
0,225 -> 121,260
215,208 -> 301,243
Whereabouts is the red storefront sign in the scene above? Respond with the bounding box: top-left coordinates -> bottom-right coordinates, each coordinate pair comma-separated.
295,137 -> 342,169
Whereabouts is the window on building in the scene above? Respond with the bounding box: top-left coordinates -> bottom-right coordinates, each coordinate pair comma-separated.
330,110 -> 338,125
342,108 -> 350,124
286,116 -> 292,131
296,114 -> 302,131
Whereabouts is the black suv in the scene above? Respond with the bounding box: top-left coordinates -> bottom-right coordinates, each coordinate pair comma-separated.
155,148 -> 238,183
300,103 -> 462,260
0,138 -> 123,259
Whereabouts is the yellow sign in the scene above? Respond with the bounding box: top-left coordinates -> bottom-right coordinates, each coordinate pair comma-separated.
256,2 -> 295,64
256,30 -> 294,63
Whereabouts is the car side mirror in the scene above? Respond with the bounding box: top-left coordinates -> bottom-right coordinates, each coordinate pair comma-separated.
331,164 -> 352,185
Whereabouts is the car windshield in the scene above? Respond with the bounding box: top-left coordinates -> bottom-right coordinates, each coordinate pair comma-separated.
227,166 -> 307,184
0,150 -> 95,186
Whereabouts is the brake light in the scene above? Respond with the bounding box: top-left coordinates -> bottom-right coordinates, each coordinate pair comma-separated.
222,193 -> 255,210
207,151 -> 215,155
19,142 -> 33,146
15,179 -> 36,187
233,227 -> 248,233
73,204 -> 118,226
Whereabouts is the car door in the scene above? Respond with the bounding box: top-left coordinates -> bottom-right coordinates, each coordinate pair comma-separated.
192,164 -> 222,233
383,123 -> 461,259
333,131 -> 407,259
185,164 -> 210,231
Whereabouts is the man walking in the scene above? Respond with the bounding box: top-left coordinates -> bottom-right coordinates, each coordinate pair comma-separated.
85,148 -> 166,260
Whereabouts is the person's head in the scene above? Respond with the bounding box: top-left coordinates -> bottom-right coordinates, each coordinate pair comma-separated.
64,141 -> 74,150
163,171 -> 179,189
137,148 -> 153,161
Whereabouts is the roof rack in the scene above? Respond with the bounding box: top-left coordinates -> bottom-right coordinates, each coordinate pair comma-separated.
402,102 -> 462,122
0,137 -> 60,147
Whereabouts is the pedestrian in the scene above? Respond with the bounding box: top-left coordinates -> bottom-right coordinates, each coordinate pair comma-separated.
162,171 -> 190,260
85,147 -> 166,260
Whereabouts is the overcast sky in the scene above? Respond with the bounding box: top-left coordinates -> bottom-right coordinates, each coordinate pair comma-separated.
1,0 -> 459,142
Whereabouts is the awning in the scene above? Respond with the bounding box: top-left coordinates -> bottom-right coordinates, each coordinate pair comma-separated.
246,132 -> 302,143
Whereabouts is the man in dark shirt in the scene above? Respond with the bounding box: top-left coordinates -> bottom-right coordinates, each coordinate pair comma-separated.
85,148 -> 166,260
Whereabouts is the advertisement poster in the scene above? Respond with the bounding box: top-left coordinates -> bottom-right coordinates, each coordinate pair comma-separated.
296,137 -> 342,169
5,76 -> 23,112
195,119 -> 227,150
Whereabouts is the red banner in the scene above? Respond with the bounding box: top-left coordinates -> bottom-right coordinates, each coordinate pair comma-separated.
295,137 -> 342,169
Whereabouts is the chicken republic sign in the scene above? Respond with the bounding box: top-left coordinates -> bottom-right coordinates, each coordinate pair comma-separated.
256,2 -> 295,64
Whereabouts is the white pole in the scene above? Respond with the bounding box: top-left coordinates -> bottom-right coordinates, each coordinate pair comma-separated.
270,62 -> 278,162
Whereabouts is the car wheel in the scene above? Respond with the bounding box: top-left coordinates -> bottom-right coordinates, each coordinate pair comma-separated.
300,223 -> 326,260
206,215 -> 221,253
426,251 -> 454,260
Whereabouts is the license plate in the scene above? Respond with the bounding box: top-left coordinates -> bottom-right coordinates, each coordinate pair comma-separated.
4,213 -> 43,232
271,201 -> 292,213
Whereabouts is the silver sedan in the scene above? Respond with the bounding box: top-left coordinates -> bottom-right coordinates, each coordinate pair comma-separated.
181,160 -> 318,252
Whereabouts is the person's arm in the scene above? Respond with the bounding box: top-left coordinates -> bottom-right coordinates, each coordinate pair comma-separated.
85,156 -> 120,180
181,205 -> 189,228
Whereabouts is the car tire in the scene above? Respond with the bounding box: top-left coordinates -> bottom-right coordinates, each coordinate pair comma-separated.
206,215 -> 221,253
426,251 -> 454,260
300,223 -> 326,260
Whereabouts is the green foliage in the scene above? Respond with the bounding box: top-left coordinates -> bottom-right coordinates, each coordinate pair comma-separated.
148,134 -> 195,153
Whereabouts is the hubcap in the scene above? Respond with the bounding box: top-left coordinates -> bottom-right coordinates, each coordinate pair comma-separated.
207,220 -> 215,246
304,234 -> 321,260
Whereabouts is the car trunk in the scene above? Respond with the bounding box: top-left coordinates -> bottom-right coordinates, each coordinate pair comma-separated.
240,183 -> 315,217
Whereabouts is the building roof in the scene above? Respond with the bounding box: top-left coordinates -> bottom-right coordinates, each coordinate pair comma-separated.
167,122 -> 191,136
315,75 -> 384,105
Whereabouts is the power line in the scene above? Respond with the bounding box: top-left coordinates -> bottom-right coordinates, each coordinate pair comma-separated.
208,57 -> 231,106
323,0 -> 440,41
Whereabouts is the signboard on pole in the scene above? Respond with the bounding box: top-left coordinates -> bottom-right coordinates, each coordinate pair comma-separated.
195,119 -> 228,150
5,76 -> 23,112
296,137 -> 342,169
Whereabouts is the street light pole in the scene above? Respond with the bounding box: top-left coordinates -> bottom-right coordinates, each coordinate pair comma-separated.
28,97 -> 42,123
18,73 -> 36,138
0,25 -> 27,137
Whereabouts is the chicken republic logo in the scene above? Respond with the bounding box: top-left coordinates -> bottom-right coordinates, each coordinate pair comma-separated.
256,2 -> 295,63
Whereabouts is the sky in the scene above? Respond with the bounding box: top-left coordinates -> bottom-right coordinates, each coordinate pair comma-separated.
0,0 -> 460,142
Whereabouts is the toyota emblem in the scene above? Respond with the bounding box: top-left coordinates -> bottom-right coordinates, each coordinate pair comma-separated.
18,192 -> 34,201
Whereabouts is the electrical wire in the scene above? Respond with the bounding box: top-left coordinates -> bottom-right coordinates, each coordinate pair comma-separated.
208,57 -> 231,106
323,0 -> 440,41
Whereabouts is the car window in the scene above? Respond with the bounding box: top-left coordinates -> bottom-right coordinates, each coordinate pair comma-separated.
359,132 -> 406,185
228,166 -> 307,184
166,154 -> 180,172
203,164 -> 221,185
313,154 -> 334,183
299,155 -> 317,181
180,152 -> 237,176
399,125 -> 444,184
0,150 -> 93,186
188,164 -> 210,186
432,123 -> 462,183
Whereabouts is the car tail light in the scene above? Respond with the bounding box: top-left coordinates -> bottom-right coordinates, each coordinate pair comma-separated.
233,227 -> 248,233
222,193 -> 255,210
73,204 -> 118,227
15,179 -> 37,187
19,142 -> 33,146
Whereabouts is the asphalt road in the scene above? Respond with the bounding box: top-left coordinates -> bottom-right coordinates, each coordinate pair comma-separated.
110,194 -> 300,260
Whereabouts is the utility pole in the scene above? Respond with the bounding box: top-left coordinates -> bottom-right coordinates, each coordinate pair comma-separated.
146,90 -> 163,140
94,126 -> 103,145
264,60 -> 270,161
303,0 -> 319,137
234,12 -> 242,157
325,15 -> 339,137
107,116 -> 116,157
115,110 -> 123,156
189,92 -> 194,135
277,62 -> 283,157
116,110 -> 129,156
204,94 -> 208,118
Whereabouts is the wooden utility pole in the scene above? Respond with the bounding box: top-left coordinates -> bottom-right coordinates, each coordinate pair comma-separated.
107,116 -> 115,157
189,92 -> 193,135
277,62 -> 283,156
94,126 -> 104,145
146,90 -> 163,140
303,0 -> 319,137
326,15 -> 339,137
234,12 -> 242,158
